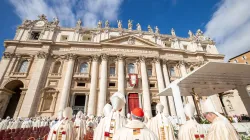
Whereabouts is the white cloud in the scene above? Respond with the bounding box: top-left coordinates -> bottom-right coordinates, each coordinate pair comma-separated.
8,0 -> 123,27
205,0 -> 250,61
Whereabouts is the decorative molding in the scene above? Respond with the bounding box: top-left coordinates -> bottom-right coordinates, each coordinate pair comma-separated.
139,56 -> 146,63
101,53 -> 108,61
3,52 -> 14,59
153,57 -> 161,63
36,51 -> 49,59
117,54 -> 125,61
91,55 -> 99,62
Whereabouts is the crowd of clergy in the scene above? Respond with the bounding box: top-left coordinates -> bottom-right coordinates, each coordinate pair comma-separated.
0,91 -> 241,140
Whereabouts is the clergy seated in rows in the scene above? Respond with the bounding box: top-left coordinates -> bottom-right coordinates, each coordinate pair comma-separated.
113,108 -> 158,140
74,111 -> 86,140
94,92 -> 127,140
148,103 -> 176,140
178,103 -> 205,140
202,99 -> 240,140
47,107 -> 76,140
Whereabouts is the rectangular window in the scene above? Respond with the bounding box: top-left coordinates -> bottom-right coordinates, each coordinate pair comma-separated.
147,68 -> 152,76
60,35 -> 68,41
109,82 -> 116,87
202,45 -> 207,52
110,67 -> 115,76
30,31 -> 41,40
149,83 -> 155,88
77,82 -> 86,87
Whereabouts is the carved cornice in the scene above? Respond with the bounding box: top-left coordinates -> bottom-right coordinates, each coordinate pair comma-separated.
101,53 -> 108,61
3,52 -> 14,59
65,53 -> 77,60
37,51 -> 49,59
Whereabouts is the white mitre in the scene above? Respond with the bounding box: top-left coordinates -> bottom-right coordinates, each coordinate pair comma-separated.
156,103 -> 164,114
184,103 -> 195,119
110,92 -> 126,111
202,99 -> 229,123
103,104 -> 113,117
63,107 -> 73,119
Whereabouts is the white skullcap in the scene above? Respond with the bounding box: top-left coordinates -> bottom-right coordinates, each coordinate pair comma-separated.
63,107 -> 73,119
202,98 -> 229,123
110,92 -> 126,111
103,104 -> 112,117
156,103 -> 164,113
184,103 -> 195,119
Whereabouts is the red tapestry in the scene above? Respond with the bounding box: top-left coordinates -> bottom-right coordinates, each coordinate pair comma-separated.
128,93 -> 139,113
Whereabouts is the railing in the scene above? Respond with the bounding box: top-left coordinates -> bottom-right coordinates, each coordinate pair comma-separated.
73,73 -> 90,80
48,73 -> 61,78
10,72 -> 28,78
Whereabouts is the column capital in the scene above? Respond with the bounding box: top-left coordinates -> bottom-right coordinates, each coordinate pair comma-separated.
162,59 -> 169,64
139,56 -> 146,63
101,53 -> 108,61
65,53 -> 77,60
117,54 -> 125,61
178,60 -> 186,66
91,55 -> 99,62
37,51 -> 49,59
3,52 -> 14,59
153,57 -> 161,63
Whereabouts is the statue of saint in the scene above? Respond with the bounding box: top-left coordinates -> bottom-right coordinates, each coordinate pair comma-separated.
117,20 -> 122,29
52,17 -> 59,25
97,20 -> 102,28
171,28 -> 176,36
76,19 -> 82,27
105,20 -> 110,28
128,19 -> 133,30
136,23 -> 141,31
148,25 -> 153,33
196,29 -> 203,36
188,30 -> 193,38
155,26 -> 160,34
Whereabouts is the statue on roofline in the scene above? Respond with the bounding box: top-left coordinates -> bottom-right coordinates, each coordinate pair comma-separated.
136,23 -> 141,31
148,25 -> 153,33
117,20 -> 122,29
155,26 -> 160,34
97,20 -> 102,28
171,28 -> 176,36
128,19 -> 133,30
105,20 -> 110,28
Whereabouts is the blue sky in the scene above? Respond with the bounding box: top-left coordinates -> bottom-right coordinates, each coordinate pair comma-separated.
1,0 -> 250,61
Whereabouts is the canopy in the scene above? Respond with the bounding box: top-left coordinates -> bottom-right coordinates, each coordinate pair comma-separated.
158,62 -> 250,96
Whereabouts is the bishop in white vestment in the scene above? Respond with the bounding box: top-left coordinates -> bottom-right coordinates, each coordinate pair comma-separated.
74,111 -> 86,140
178,103 -> 205,140
148,103 -> 176,140
47,107 -> 76,140
202,99 -> 240,140
113,108 -> 157,140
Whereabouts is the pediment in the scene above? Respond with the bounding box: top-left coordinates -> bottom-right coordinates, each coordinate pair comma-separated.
101,34 -> 159,47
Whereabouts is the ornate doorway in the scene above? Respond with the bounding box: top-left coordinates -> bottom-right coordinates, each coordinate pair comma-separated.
72,95 -> 86,115
128,93 -> 139,113
0,80 -> 24,118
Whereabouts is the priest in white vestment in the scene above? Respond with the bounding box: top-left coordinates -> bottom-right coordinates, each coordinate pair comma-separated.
148,103 -> 176,140
21,118 -> 32,128
178,103 -> 205,140
11,117 -> 22,129
113,108 -> 157,140
74,111 -> 85,140
47,107 -> 76,140
202,99 -> 240,140
94,103 -> 112,140
0,116 -> 10,130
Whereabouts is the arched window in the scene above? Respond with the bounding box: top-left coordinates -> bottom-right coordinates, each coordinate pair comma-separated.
147,65 -> 152,76
169,67 -> 175,76
110,63 -> 116,76
18,60 -> 29,73
128,63 -> 135,74
52,61 -> 61,73
80,63 -> 88,73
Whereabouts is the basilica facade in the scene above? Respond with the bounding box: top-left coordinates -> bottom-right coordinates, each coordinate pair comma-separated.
0,15 -> 247,119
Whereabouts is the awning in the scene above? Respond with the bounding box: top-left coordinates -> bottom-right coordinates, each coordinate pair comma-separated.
158,62 -> 250,96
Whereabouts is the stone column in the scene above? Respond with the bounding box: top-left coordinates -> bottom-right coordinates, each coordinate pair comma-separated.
154,58 -> 169,115
172,84 -> 186,124
70,94 -> 75,107
0,90 -> 13,118
162,61 -> 176,116
97,54 -> 108,116
58,54 -> 76,113
117,54 -> 125,116
13,89 -> 27,118
139,56 -> 152,117
0,52 -> 13,84
19,51 -> 48,117
179,61 -> 196,110
138,93 -> 143,108
84,94 -> 89,114
87,55 -> 99,115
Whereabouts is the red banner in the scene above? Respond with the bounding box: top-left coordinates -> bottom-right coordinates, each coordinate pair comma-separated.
128,74 -> 138,87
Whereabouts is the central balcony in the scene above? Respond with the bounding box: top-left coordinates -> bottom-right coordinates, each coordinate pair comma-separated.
73,73 -> 90,80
